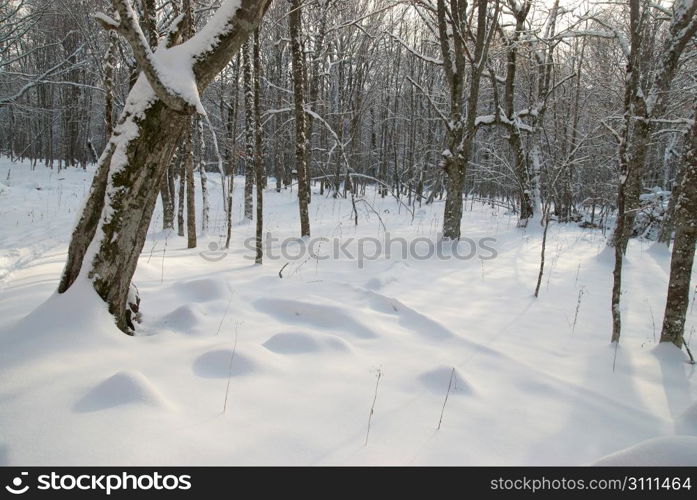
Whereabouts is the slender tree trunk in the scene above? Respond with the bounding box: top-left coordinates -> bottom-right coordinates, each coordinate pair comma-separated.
611,0 -> 641,343
197,119 -> 210,234
177,153 -> 186,237
253,29 -> 264,264
160,172 -> 174,230
290,0 -> 311,237
243,40 -> 255,220
184,121 -> 197,248
224,56 -> 240,250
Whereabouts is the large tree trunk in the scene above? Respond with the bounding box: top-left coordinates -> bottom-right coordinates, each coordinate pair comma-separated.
660,106 -> 697,348
58,0 -> 272,333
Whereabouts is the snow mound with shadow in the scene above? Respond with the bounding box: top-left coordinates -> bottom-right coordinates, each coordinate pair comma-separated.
157,305 -> 206,333
254,298 -> 376,339
418,366 -> 472,395
173,278 -> 231,303
73,371 -> 172,413
263,332 -> 349,355
591,436 -> 697,466
675,401 -> 697,436
192,349 -> 257,378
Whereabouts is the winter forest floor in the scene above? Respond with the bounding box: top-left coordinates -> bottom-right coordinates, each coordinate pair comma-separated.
0,158 -> 696,466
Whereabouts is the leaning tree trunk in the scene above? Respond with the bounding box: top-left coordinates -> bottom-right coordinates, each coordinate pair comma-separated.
660,105 -> 697,348
58,0 -> 272,333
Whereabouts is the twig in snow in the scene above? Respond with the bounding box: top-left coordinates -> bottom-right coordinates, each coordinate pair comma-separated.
575,262 -> 581,287
216,292 -> 235,336
686,326 -> 695,365
534,207 -> 551,298
437,368 -> 456,430
160,229 -> 170,284
278,262 -> 289,278
223,322 -> 240,414
648,303 -> 656,343
572,287 -> 585,335
365,369 -> 382,447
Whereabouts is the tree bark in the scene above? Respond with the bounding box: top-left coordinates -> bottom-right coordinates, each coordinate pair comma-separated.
439,0 -> 497,239
184,121 -> 197,248
58,0 -> 272,333
253,28 -> 264,264
243,40 -> 255,221
289,0 -> 311,237
660,105 -> 697,348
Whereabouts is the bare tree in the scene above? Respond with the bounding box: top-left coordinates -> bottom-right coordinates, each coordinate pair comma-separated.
611,0 -> 697,342
253,28 -> 264,264
289,0 -> 311,237
58,0 -> 272,333
435,0 -> 499,239
660,104 -> 697,349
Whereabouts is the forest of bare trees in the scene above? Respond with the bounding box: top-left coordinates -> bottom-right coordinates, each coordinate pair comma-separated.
0,0 -> 695,351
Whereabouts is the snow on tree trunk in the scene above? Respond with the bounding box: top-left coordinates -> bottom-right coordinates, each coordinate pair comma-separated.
59,0 -> 272,333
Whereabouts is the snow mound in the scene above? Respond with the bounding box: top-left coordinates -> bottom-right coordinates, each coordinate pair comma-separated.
592,436 -> 697,466
418,366 -> 471,395
157,305 -> 206,333
263,332 -> 349,355
0,280 -> 125,368
254,298 -> 376,339
192,349 -> 257,378
366,290 -> 454,340
73,371 -> 172,413
174,278 -> 231,303
675,402 -> 697,436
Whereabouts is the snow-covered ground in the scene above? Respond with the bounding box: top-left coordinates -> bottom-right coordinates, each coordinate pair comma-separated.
0,158 -> 695,466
